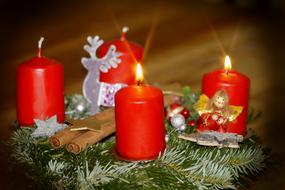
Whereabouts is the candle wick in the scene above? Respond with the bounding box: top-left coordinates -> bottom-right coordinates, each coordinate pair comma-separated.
137,80 -> 141,86
120,26 -> 129,41
37,37 -> 44,57
225,69 -> 229,75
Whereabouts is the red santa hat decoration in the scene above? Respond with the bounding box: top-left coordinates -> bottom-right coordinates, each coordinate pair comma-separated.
82,27 -> 143,114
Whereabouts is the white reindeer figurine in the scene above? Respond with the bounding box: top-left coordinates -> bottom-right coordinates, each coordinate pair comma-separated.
82,36 -> 121,114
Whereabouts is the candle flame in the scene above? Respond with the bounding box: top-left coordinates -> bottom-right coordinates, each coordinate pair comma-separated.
224,55 -> 232,71
136,63 -> 143,85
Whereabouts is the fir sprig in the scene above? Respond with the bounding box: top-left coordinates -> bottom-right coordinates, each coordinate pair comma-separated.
6,93 -> 268,190
8,127 -> 266,190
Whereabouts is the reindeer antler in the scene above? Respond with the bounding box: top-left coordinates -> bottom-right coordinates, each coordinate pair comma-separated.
82,36 -> 121,72
84,36 -> 104,58
99,45 -> 122,73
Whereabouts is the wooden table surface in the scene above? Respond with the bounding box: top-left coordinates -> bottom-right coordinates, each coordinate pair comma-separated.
0,0 -> 285,189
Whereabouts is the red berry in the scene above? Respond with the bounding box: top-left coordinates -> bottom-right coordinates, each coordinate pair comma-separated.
180,108 -> 190,119
188,120 -> 196,127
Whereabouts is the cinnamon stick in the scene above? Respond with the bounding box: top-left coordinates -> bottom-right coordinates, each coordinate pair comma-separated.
49,109 -> 115,148
66,120 -> 115,154
49,127 -> 83,148
69,108 -> 114,131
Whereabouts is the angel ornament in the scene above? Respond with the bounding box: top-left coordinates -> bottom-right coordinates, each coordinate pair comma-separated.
178,90 -> 244,148
81,36 -> 125,115
194,90 -> 243,133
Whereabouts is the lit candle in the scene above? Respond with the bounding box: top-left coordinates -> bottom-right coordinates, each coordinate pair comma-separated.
201,55 -> 250,135
115,64 -> 165,160
16,37 -> 65,126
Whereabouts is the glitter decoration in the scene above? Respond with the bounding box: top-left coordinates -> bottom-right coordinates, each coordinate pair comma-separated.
98,82 -> 127,107
31,116 -> 67,138
65,94 -> 91,119
179,124 -> 186,131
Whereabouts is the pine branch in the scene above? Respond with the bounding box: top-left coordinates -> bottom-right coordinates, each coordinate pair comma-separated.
189,145 -> 265,178
9,128 -> 35,165
9,127 -> 266,190
76,161 -> 136,189
157,147 -> 235,190
6,93 -> 268,190
185,160 -> 235,190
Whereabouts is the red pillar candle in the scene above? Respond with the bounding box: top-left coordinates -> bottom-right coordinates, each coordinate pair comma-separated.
201,55 -> 250,135
97,27 -> 144,85
115,64 -> 165,160
16,37 -> 65,126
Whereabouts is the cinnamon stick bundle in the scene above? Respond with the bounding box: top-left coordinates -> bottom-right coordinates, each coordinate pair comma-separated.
49,127 -> 83,148
66,120 -> 115,154
49,108 -> 115,153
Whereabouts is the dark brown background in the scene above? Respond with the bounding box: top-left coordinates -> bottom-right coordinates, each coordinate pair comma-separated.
0,0 -> 285,189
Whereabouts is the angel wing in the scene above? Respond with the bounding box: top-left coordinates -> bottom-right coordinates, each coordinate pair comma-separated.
228,105 -> 243,121
194,94 -> 210,115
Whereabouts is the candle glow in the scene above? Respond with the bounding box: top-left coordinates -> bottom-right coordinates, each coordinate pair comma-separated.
224,55 -> 232,71
115,69 -> 165,160
201,54 -> 250,135
136,63 -> 143,85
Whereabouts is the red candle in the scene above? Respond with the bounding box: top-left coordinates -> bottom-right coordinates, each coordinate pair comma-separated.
201,55 -> 250,135
115,64 -> 165,160
97,27 -> 144,85
16,37 -> 65,126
